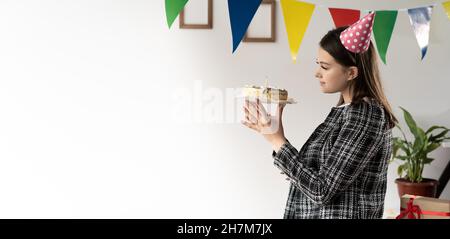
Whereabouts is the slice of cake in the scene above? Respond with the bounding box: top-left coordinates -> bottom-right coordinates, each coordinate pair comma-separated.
242,85 -> 288,101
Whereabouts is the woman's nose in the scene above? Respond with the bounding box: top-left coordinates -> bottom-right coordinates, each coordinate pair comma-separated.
315,69 -> 322,79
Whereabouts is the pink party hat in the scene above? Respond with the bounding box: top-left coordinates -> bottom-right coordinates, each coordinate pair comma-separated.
339,12 -> 376,53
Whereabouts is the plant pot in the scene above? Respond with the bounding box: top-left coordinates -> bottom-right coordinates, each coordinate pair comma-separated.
395,178 -> 439,198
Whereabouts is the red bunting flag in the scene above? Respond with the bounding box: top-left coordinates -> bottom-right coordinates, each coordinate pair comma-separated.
329,8 -> 360,27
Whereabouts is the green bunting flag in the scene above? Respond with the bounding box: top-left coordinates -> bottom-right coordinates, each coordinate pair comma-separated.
165,0 -> 189,28
373,11 -> 398,64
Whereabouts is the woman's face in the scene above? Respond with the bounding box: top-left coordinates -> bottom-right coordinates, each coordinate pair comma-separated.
315,47 -> 352,94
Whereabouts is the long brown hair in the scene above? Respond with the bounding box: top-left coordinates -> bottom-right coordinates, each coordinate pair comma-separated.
319,26 -> 397,129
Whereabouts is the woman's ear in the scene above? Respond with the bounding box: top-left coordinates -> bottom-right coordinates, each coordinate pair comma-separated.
347,66 -> 358,81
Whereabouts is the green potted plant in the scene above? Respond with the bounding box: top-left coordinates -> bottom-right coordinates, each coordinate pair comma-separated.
390,107 -> 450,198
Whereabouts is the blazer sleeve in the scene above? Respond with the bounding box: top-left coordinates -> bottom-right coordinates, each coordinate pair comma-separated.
272,103 -> 386,205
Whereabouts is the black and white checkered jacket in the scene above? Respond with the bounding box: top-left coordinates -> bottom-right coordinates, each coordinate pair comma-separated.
272,98 -> 392,219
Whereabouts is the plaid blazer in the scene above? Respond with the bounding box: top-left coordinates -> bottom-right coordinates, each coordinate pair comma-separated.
272,98 -> 392,219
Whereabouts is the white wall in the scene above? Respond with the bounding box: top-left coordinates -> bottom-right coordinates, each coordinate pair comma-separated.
0,0 -> 448,218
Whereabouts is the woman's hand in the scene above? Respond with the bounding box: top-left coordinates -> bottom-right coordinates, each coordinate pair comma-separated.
241,98 -> 287,152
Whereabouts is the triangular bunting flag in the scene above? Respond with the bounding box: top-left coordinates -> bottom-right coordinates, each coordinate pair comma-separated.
443,1 -> 450,20
329,8 -> 360,27
281,0 -> 315,62
407,6 -> 433,60
165,0 -> 189,29
373,11 -> 398,64
227,0 -> 262,53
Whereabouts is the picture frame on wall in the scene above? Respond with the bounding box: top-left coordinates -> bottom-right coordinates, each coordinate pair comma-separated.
243,0 -> 276,42
179,0 -> 213,29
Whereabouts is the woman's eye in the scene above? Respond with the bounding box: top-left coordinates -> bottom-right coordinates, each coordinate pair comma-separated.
316,61 -> 329,70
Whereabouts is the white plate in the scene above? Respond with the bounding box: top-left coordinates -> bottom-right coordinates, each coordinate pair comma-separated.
236,96 -> 298,104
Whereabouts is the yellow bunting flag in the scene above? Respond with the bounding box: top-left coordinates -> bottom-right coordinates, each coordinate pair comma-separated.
280,0 -> 315,62
443,1 -> 450,20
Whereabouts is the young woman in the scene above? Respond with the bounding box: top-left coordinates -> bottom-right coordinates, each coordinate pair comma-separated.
242,13 -> 397,219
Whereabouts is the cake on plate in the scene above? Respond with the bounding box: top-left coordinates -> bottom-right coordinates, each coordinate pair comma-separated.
242,85 -> 288,101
